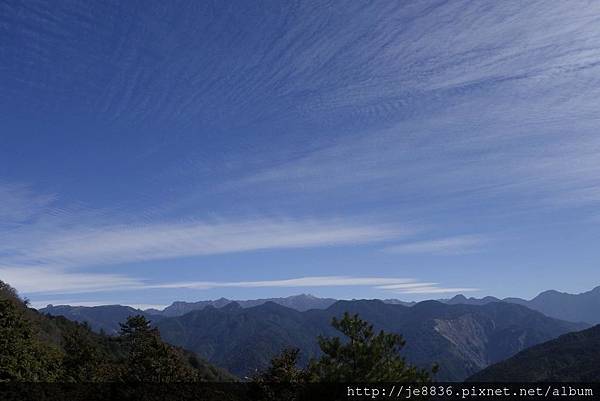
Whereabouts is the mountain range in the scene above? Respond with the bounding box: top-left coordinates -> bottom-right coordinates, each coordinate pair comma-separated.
154,293 -> 339,316
39,286 -> 599,380
41,294 -> 339,334
442,286 -> 600,324
41,285 -> 600,333
157,300 -> 588,381
11,270 -> 598,383
41,298 -> 587,381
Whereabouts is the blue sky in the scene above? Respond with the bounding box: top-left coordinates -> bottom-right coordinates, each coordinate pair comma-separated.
1,0 -> 600,309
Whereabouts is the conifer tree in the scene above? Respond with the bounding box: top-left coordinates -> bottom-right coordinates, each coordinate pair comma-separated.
118,315 -> 198,382
252,347 -> 305,383
307,312 -> 436,382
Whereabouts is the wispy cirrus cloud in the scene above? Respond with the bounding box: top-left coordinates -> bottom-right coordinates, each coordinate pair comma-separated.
383,235 -> 486,255
216,0 -> 600,217
5,1 -> 600,303
0,182 -> 474,299
0,182 -> 57,225
149,276 -> 417,290
10,271 -> 475,298
0,182 -> 409,271
227,115 -> 600,214
150,276 -> 479,296
375,282 -> 479,295
2,217 -> 406,270
0,266 -> 144,294
393,286 -> 479,295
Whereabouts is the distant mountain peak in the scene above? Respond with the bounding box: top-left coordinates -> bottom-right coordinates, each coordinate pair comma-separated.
535,289 -> 563,297
290,293 -> 317,299
222,301 -> 241,310
449,294 -> 468,303
589,285 -> 600,293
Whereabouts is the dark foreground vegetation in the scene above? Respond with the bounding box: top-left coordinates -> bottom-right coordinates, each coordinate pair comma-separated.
0,280 -> 232,382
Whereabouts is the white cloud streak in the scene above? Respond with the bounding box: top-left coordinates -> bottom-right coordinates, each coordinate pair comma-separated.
396,287 -> 479,295
1,217 -> 405,270
0,266 -> 143,294
149,276 -> 417,290
384,235 -> 486,255
1,268 -> 475,298
376,282 -> 479,294
376,282 -> 439,290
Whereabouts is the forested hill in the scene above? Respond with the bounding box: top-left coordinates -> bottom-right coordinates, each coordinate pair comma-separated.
468,325 -> 600,382
0,280 -> 234,382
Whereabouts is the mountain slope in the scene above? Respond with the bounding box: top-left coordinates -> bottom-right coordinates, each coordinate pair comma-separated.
155,300 -> 586,381
510,287 -> 600,325
157,302 -> 332,378
442,286 -> 600,324
40,304 -> 162,335
468,325 -> 600,381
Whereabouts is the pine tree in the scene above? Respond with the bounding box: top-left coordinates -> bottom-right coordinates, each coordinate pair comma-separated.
252,347 -> 305,383
118,315 -> 198,382
307,312 -> 436,382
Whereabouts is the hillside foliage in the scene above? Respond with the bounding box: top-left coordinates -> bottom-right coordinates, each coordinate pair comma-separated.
0,280 -> 233,382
